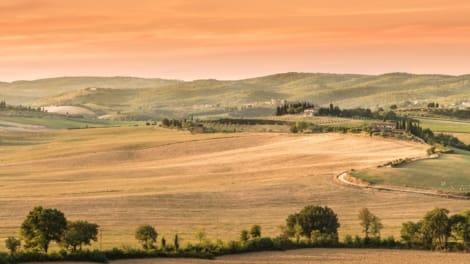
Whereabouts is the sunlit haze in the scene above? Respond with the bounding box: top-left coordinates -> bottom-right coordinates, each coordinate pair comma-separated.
1,0 -> 470,81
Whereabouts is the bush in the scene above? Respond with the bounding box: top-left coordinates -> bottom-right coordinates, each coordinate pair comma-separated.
244,237 -> 275,252
5,237 -> 20,254
272,236 -> 296,250
343,234 -> 354,247
0,253 -> 8,264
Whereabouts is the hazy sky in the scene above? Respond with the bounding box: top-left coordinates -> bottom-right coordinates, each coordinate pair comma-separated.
1,0 -> 470,81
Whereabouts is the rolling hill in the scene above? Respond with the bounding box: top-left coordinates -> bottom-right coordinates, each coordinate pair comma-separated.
1,73 -> 469,119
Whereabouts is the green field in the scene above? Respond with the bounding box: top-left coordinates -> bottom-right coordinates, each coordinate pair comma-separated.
418,117 -> 470,133
352,148 -> 470,194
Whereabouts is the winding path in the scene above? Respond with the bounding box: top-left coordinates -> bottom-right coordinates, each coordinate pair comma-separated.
335,171 -> 469,200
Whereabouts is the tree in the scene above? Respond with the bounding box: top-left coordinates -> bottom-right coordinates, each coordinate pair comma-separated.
250,225 -> 261,238
401,221 -> 423,247
450,211 -> 470,250
162,118 -> 170,127
62,220 -> 99,252
194,228 -> 207,244
135,225 -> 158,250
358,208 -> 383,240
422,208 -> 450,250
5,237 -> 21,254
174,234 -> 180,251
20,206 -> 67,253
294,221 -> 303,244
286,205 -> 340,240
161,237 -> 166,249
240,230 -> 250,243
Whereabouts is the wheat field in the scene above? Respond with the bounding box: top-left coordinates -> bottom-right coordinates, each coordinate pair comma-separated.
1,127 -> 469,250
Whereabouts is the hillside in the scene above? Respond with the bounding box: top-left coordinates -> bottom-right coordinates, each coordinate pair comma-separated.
1,73 -> 470,119
0,76 -> 181,105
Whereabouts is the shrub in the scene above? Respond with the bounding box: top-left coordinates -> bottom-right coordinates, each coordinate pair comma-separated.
250,225 -> 261,238
5,237 -> 21,254
343,234 -> 353,247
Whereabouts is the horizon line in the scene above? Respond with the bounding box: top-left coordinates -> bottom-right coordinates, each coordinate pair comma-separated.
1,71 -> 469,84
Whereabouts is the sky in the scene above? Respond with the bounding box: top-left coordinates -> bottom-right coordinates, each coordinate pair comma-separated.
1,0 -> 470,81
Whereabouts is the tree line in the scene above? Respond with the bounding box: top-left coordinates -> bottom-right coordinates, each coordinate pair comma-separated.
275,102 -> 314,116
1,205 -> 469,263
0,100 -> 45,113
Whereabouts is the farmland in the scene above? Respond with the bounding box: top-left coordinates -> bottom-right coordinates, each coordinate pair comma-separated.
351,148 -> 470,194
1,126 -> 469,251
25,248 -> 470,264
418,117 -> 470,134
112,249 -> 470,264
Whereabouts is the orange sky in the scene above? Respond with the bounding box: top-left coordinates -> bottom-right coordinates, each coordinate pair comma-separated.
1,0 -> 470,81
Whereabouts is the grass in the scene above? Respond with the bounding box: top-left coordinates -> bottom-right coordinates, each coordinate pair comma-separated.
352,148 -> 470,194
418,117 -> 470,133
2,126 -> 469,252
261,115 -> 372,128
0,115 -> 135,130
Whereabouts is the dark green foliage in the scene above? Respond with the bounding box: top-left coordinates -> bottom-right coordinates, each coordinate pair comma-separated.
4,237 -> 20,255
243,237 -> 274,252
250,225 -> 261,238
135,225 -> 158,250
449,211 -> 470,250
20,206 -> 67,253
286,205 -> 340,240
63,220 -> 99,252
422,208 -> 451,250
161,237 -> 166,249
401,221 -> 426,248
174,234 -> 179,250
317,104 -> 375,119
276,102 -> 314,116
240,230 -> 249,243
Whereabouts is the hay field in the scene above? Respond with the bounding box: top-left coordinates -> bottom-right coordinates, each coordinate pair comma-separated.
26,249 -> 470,264
452,132 -> 470,144
113,249 -> 470,264
1,127 -> 469,250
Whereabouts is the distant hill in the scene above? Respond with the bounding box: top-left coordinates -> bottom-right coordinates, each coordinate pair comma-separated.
1,73 -> 469,119
0,76 -> 181,105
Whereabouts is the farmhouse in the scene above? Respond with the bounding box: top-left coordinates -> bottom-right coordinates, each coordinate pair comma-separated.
372,122 -> 397,131
303,108 -> 317,117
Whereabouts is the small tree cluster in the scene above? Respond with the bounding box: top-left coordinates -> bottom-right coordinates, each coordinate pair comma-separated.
401,208 -> 470,251
276,102 -> 314,116
284,205 -> 340,244
18,206 -> 99,253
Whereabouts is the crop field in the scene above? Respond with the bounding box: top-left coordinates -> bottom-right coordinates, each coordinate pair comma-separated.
113,249 -> 470,264
1,127 -> 469,251
26,248 -> 470,264
351,149 -> 470,194
451,132 -> 470,144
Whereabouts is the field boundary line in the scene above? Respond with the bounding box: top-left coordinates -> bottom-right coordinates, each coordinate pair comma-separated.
335,171 -> 470,200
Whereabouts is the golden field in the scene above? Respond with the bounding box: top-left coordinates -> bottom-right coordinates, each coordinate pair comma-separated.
27,248 -> 470,264
0,126 -> 469,250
